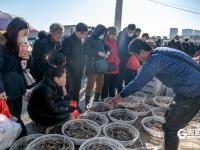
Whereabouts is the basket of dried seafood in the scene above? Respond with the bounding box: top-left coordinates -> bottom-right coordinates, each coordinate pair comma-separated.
142,98 -> 157,108
62,119 -> 101,145
79,137 -> 126,150
45,123 -> 63,134
142,116 -> 165,138
26,134 -> 74,150
108,109 -> 138,124
153,96 -> 173,108
133,91 -> 147,98
87,102 -> 111,115
103,97 -> 113,103
103,122 -> 139,147
78,112 -> 109,128
119,96 -> 141,108
151,107 -> 168,118
129,103 -> 151,116
9,134 -> 43,150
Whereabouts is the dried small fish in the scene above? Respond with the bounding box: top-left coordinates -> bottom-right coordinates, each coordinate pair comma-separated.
47,124 -> 62,134
130,104 -> 149,112
154,97 -> 172,107
64,122 -> 97,139
107,127 -> 134,141
86,143 -> 113,150
34,139 -> 71,150
79,114 -> 102,126
13,139 -> 34,150
110,111 -> 135,121
144,119 -> 163,132
88,103 -> 109,112
154,109 -> 167,117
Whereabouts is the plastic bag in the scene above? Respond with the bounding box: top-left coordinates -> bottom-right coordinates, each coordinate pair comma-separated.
70,100 -> 80,119
0,114 -> 22,149
0,98 -> 11,118
126,54 -> 140,71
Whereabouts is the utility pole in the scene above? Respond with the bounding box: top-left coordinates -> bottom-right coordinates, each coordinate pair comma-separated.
114,0 -> 123,33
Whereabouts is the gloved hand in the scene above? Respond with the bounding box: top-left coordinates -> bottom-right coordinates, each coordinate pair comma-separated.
66,106 -> 77,113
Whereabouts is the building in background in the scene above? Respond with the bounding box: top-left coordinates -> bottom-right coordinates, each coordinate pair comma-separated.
194,30 -> 200,36
182,29 -> 193,38
169,28 -> 178,39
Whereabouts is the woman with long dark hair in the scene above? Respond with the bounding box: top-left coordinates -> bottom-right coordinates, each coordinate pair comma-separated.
0,17 -> 31,137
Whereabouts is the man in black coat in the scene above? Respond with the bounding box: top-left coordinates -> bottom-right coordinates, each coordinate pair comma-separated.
117,24 -> 137,92
31,23 -> 63,81
61,23 -> 88,104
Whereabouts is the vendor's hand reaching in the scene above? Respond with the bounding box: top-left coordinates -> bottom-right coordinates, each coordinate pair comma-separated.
106,95 -> 122,109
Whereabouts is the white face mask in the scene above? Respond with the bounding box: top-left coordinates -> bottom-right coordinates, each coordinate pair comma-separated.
18,36 -> 28,44
99,35 -> 104,40
127,32 -> 134,37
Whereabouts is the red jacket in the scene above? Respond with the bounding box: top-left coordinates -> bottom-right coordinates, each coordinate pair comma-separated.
105,38 -> 120,74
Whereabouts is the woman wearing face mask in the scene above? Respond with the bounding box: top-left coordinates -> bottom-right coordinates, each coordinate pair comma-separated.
84,24 -> 111,106
101,27 -> 120,99
0,17 -> 31,138
28,67 -> 77,125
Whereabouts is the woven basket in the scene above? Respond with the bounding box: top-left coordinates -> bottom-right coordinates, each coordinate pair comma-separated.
103,122 -> 139,147
78,112 -> 109,129
153,96 -> 173,108
79,137 -> 126,150
9,134 -> 43,150
62,119 -> 101,145
141,116 -> 165,138
108,109 -> 138,125
26,134 -> 74,150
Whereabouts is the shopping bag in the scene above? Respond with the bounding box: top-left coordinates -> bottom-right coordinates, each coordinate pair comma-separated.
0,114 -> 22,149
0,98 -> 11,118
70,100 -> 80,119
126,54 -> 140,71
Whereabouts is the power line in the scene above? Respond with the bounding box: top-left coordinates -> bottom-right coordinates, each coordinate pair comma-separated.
148,0 -> 200,15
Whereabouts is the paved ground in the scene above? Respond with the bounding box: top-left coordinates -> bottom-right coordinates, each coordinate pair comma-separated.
20,79 -> 200,150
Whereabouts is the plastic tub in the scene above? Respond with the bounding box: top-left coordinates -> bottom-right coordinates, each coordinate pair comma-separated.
78,112 -> 108,129
62,119 -> 101,145
108,109 -> 138,124
103,122 -> 139,147
141,116 -> 165,138
45,123 -> 63,134
151,107 -> 168,118
9,134 -> 43,150
129,103 -> 151,116
87,102 -> 111,115
119,96 -> 141,108
26,134 -> 74,150
142,98 -> 157,108
153,96 -> 173,108
79,137 -> 126,150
